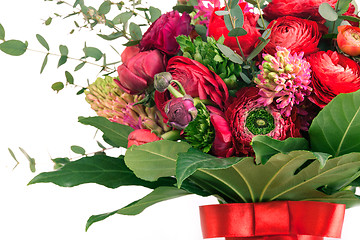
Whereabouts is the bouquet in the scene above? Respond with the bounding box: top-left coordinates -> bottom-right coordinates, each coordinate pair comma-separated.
2,0 -> 360,239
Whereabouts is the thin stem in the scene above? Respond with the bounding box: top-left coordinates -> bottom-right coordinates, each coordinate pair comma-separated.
256,0 -> 266,30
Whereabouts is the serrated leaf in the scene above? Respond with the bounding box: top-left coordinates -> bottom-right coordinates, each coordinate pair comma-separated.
129,22 -> 142,41
97,32 -> 124,41
98,1 -> 111,15
228,27 -> 247,37
65,71 -> 74,84
309,90 -> 360,157
70,145 -> 86,155
251,136 -> 309,164
149,6 -> 161,22
51,82 -> 64,92
36,34 -> 49,51
0,23 -> 5,40
176,148 -> 243,187
78,116 -> 133,148
19,147 -> 36,173
83,47 -> 102,61
74,62 -> 85,71
0,40 -> 27,56
40,53 -> 49,73
319,3 -> 338,21
124,140 -> 191,181
216,43 -> 243,64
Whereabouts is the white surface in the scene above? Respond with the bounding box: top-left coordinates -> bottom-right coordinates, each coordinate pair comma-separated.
0,0 -> 359,239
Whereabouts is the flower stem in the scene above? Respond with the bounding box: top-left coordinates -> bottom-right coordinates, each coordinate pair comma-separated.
256,0 -> 266,30
167,84 -> 184,98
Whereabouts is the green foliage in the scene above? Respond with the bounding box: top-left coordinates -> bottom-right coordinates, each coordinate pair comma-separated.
58,45 -> 68,67
0,40 -> 27,56
216,43 -> 243,64
129,22 -> 142,41
98,1 -> 111,15
19,147 -> 36,173
319,3 -> 338,21
0,23 -> 5,40
149,6 -> 161,22
78,116 -> 134,148
65,71 -> 74,84
51,81 -> 64,92
83,46 -> 102,61
36,34 -> 50,51
176,148 -> 243,187
251,136 -> 309,164
309,90 -> 360,157
124,140 -> 191,181
70,145 -> 86,155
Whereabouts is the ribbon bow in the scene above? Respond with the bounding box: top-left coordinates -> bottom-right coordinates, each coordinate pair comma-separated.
199,201 -> 345,240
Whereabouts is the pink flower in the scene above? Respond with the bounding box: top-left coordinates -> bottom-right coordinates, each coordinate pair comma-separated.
210,113 -> 234,158
127,129 -> 162,148
194,0 -> 221,26
165,95 -> 198,129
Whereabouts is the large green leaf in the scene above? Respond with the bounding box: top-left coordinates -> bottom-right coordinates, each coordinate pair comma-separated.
79,116 -> 133,148
28,155 -> 176,189
124,140 -> 191,181
309,90 -> 360,157
0,40 -> 27,56
86,186 -> 190,230
251,136 -> 309,164
176,148 -> 243,187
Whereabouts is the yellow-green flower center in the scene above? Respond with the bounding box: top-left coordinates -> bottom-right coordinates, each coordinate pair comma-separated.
246,109 -> 275,135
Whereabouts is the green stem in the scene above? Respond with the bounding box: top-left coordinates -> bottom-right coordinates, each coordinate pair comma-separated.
167,84 -> 184,98
256,0 -> 266,30
161,130 -> 181,140
171,80 -> 187,96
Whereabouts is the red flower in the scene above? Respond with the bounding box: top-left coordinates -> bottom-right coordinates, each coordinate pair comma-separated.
208,6 -> 261,57
115,50 -> 166,94
127,129 -> 161,148
121,45 -> 140,64
210,113 -> 235,158
308,50 -> 360,107
139,11 -> 192,55
225,87 -> 301,156
337,25 -> 360,56
264,16 -> 322,56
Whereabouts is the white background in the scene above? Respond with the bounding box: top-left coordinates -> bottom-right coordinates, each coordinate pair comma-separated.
0,0 -> 359,239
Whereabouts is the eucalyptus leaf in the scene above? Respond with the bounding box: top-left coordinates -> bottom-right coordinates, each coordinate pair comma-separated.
229,4 -> 244,28
309,90 -> 360,157
239,72 -> 252,84
45,17 -> 52,26
129,22 -> 142,41
251,136 -> 309,164
0,23 -> 5,40
0,40 -> 27,56
74,62 -> 86,71
58,55 -> 68,67
19,147 -> 36,173
36,34 -> 49,51
97,32 -> 124,41
246,39 -> 270,61
228,27 -> 247,37
216,43 -> 243,64
98,1 -> 111,15
40,53 -> 49,74
65,71 -> 74,84
51,82 -> 64,92
319,3 -> 338,21
215,10 -> 230,16
337,0 -> 352,15
124,140 -> 191,181
229,0 -> 240,8
195,24 -> 207,41
83,47 -> 102,61
149,6 -> 161,22
172,5 -> 194,14
70,145 -> 86,155
176,148 -> 243,187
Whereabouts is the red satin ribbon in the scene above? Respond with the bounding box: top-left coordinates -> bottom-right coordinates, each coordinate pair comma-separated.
199,201 -> 345,240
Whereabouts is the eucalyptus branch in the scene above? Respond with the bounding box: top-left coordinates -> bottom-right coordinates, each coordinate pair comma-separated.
256,0 -> 266,30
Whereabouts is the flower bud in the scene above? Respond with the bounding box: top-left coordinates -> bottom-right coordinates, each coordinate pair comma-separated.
165,95 -> 197,129
154,72 -> 173,92
337,25 -> 360,56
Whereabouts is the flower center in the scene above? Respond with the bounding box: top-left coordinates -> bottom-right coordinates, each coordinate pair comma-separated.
245,109 -> 275,135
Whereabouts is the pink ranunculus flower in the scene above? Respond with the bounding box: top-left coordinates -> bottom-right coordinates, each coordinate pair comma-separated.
139,11 -> 192,55
127,129 -> 162,148
165,95 -> 198,129
120,45 -> 140,64
115,49 -> 166,95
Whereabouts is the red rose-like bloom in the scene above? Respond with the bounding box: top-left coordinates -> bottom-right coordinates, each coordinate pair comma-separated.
127,129 -> 161,148
308,51 -> 360,107
225,87 -> 301,156
264,16 -> 321,56
208,6 -> 261,57
155,56 -> 229,119
139,11 -> 192,55
337,25 -> 360,57
121,45 -> 140,64
115,50 -> 166,94
210,113 -> 235,158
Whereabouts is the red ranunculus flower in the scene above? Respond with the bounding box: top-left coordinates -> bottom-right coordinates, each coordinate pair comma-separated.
121,45 -> 140,64
210,113 -> 235,158
264,16 -> 321,56
337,25 -> 360,56
139,11 -> 192,55
225,87 -> 301,156
127,129 -> 162,148
308,50 -> 360,107
155,56 -> 229,120
115,50 -> 166,94
208,5 -> 261,57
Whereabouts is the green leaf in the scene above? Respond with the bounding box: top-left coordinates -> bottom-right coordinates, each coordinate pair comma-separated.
123,40 -> 140,47
229,0 -> 240,9
74,62 -> 85,71
124,140 -> 191,181
338,15 -> 360,22
40,53 -> 49,74
98,1 -> 111,15
257,18 -> 269,29
245,0 -> 257,5
58,55 -> 68,67
0,23 -> 5,40
97,32 -> 124,41
59,44 -> 68,56
51,82 -> 64,92
65,71 -> 74,84
337,0 -> 352,15
149,6 -> 161,22
78,116 -> 133,148
246,39 -> 270,61
228,27 -> 247,37
195,24 -> 207,41
76,87 -> 86,95
309,90 -> 360,157
8,148 -> 19,168
36,34 -> 49,51
19,147 -> 36,173
0,40 -> 27,56
45,17 -> 52,26
229,4 -> 244,28
70,145 -> 86,155
86,186 -> 189,230
172,5 -> 195,14
117,12 -> 133,24
176,148 -> 243,187
215,10 -> 230,16
129,22 -> 142,41
239,72 -> 252,84
319,3 -> 338,21
251,136 -> 309,164
83,47 -> 102,61
216,43 -> 243,64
